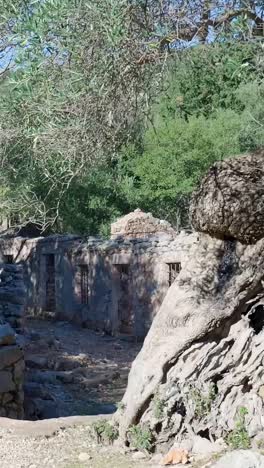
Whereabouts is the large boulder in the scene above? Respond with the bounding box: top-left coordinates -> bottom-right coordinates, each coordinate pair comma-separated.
190,150 -> 264,244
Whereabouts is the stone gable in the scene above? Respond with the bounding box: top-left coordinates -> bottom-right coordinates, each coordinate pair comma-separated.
111,209 -> 177,240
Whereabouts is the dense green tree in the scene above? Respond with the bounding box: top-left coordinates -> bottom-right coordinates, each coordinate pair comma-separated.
157,41 -> 264,120
57,165 -> 131,236
0,2 -> 262,234
119,110 -> 242,227
119,42 -> 264,228
0,0 -> 164,230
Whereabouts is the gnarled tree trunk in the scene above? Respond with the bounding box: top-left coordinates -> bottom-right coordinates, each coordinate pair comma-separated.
116,151 -> 264,448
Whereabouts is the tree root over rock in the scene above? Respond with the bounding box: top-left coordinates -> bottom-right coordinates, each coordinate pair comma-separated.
115,233 -> 264,448
142,315 -> 264,446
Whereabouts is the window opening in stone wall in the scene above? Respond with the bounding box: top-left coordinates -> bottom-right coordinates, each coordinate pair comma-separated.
115,264 -> 133,334
3,255 -> 13,264
167,262 -> 181,287
80,265 -> 89,305
45,254 -> 56,311
119,264 -> 129,276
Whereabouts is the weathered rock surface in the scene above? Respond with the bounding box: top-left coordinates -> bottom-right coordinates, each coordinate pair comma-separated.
0,324 -> 15,346
189,436 -> 223,455
212,450 -> 264,468
111,208 -> 177,240
0,264 -> 26,331
26,355 -> 48,369
190,150 -> 264,244
139,314 -> 264,443
0,338 -> 24,418
0,345 -> 23,369
0,264 -> 25,419
0,371 -> 15,393
116,151 -> 264,448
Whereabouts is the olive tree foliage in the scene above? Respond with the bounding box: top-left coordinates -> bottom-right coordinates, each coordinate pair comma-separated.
131,0 -> 264,46
0,0 -> 167,230
0,0 -> 262,231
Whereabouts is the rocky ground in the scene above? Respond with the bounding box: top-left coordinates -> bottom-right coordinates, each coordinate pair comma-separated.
23,317 -> 141,419
0,417 -> 264,468
0,418 -> 214,468
0,317 -> 263,467
0,418 -> 151,468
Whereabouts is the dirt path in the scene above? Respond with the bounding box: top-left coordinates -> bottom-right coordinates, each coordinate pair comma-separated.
0,417 -> 227,468
0,316 -> 150,468
0,420 -> 154,468
3,318 -> 258,468
23,318 -> 141,419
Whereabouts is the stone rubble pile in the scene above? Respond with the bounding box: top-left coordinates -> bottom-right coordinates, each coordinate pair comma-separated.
0,264 -> 26,331
0,264 -> 26,419
0,323 -> 24,418
111,208 -> 177,240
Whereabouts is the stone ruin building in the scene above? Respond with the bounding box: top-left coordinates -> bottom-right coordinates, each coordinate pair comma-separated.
0,209 -> 195,419
0,209 -> 195,339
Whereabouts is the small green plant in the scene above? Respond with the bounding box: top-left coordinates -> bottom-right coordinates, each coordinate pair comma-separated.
226,407 -> 251,450
189,383 -> 216,418
128,424 -> 153,452
153,393 -> 166,419
257,439 -> 264,450
92,419 -> 119,445
116,401 -> 126,413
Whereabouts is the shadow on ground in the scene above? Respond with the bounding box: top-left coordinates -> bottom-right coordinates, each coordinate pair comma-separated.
23,318 -> 141,420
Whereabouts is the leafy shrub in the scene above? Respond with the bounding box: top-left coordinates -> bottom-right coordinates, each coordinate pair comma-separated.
153,393 -> 166,419
128,424 -> 153,452
226,407 -> 251,449
189,383 -> 217,418
257,439 -> 264,450
116,401 -> 126,413
92,419 -> 119,445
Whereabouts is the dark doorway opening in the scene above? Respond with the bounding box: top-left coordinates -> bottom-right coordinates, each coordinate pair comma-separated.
45,254 -> 56,311
116,264 -> 133,334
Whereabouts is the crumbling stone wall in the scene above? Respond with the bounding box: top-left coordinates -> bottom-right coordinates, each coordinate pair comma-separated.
0,212 -> 195,338
70,228 -> 196,336
0,217 -> 195,337
0,264 -> 26,331
0,264 -> 26,419
0,324 -> 24,419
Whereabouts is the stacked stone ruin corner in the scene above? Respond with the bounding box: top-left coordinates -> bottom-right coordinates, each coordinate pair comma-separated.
0,264 -> 26,419
117,150 -> 264,449
0,210 -> 195,340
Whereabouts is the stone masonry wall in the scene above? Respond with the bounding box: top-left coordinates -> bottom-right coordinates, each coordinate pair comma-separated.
0,264 -> 26,419
0,210 -> 196,338
0,264 -> 26,331
0,324 -> 24,419
70,229 -> 197,336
